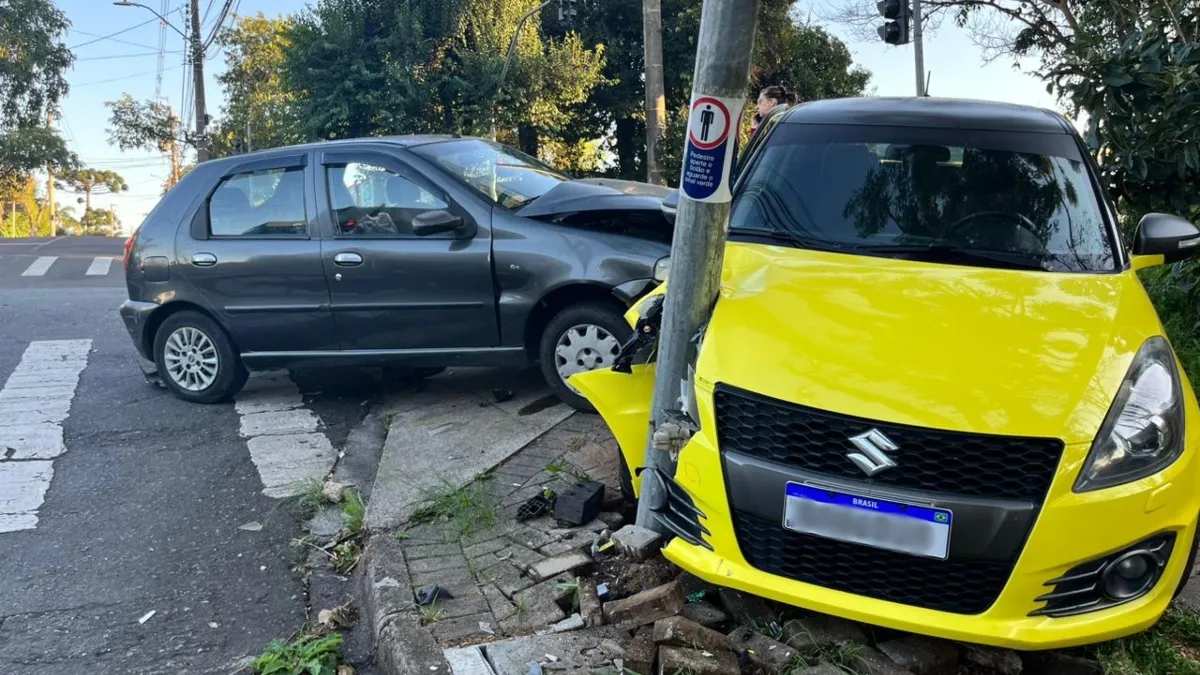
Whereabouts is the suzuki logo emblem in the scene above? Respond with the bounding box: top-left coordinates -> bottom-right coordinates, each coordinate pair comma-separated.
847,429 -> 898,476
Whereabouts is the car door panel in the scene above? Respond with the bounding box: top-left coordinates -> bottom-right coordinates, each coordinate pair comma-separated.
316,148 -> 499,351
175,152 -> 338,353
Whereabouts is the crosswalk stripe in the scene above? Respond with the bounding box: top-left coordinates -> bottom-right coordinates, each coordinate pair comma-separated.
0,339 -> 91,533
235,371 -> 335,498
85,257 -> 114,276
20,256 -> 58,277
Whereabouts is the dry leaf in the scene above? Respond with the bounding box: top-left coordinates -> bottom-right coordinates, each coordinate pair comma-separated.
238,521 -> 263,532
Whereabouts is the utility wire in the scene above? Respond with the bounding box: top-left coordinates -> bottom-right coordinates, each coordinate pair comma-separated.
76,51 -> 183,61
73,64 -> 185,88
69,15 -> 159,49
68,28 -> 159,51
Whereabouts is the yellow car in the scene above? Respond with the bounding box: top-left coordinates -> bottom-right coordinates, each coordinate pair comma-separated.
571,97 -> 1200,650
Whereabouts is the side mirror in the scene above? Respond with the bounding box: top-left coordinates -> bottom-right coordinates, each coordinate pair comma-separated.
1133,213 -> 1200,264
412,210 -> 465,237
661,189 -> 679,225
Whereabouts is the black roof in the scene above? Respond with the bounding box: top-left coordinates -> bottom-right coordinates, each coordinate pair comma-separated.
781,97 -> 1072,134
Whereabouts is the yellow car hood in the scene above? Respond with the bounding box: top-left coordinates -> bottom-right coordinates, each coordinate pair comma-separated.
699,243 -> 1164,444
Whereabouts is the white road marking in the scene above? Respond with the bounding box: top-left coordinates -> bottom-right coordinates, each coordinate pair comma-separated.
20,256 -> 58,277
235,371 -> 334,498
85,257 -> 114,276
0,339 -> 91,533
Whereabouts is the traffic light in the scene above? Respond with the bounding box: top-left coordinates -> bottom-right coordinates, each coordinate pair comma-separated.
877,0 -> 911,45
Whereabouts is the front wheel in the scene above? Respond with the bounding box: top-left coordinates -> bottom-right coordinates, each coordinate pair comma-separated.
154,311 -> 248,404
539,302 -> 632,412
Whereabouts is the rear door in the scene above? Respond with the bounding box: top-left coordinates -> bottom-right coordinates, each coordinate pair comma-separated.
315,147 -> 499,350
176,152 -> 337,352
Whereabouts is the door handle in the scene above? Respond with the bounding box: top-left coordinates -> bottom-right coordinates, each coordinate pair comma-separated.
191,252 -> 218,267
333,252 -> 363,267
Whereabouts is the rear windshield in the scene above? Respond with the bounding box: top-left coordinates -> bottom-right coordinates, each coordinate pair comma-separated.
730,124 -> 1118,273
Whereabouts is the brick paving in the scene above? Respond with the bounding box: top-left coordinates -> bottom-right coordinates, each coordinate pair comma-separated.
384,413 -> 624,646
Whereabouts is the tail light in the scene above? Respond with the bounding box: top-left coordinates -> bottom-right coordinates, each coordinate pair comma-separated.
123,229 -> 138,273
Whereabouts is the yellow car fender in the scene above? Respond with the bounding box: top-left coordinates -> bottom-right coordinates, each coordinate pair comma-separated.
568,365 -> 656,497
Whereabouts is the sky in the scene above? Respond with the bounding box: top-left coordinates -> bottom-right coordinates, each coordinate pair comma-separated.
50,0 -> 1060,235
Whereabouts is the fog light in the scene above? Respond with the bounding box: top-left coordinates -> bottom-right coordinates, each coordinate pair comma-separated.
1102,551 -> 1158,600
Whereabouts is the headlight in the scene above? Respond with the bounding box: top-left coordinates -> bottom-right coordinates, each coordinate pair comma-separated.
1075,336 -> 1186,492
653,257 -> 670,282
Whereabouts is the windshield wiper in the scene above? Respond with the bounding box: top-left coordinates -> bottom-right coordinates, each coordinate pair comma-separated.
852,243 -> 1048,271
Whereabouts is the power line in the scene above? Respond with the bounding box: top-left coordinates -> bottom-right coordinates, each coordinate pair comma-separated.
203,0 -> 236,50
73,64 -> 185,88
68,28 -> 159,51
76,51 -> 183,62
68,16 -> 159,49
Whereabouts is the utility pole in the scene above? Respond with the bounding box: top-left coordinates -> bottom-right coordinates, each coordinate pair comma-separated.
189,0 -> 209,162
46,111 -> 56,237
912,0 -> 925,96
643,0 -> 667,185
635,0 -> 760,533
169,107 -> 181,187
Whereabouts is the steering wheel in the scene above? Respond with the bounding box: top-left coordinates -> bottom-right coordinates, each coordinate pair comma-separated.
945,211 -> 1041,241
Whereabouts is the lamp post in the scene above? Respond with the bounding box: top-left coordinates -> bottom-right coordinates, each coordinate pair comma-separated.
492,0 -> 553,141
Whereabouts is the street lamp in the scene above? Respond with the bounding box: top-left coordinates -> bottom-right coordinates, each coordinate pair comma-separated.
492,0 -> 553,141
114,0 -> 210,162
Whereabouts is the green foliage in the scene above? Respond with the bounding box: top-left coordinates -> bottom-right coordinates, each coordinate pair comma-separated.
250,633 -> 343,675
79,207 -> 120,237
1046,0 -> 1200,223
56,168 -> 129,212
1141,264 -> 1200,393
105,94 -> 180,154
0,0 -> 76,181
1093,608 -> 1200,675
412,480 -> 497,536
209,13 -> 303,157
342,489 -> 366,534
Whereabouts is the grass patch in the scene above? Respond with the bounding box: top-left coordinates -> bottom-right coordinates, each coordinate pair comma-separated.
1093,609 -> 1200,675
297,479 -> 330,512
329,541 -> 362,574
418,602 -> 442,624
342,489 -> 366,534
411,480 -> 497,536
250,633 -> 343,675
393,530 -> 410,541
545,458 -> 592,483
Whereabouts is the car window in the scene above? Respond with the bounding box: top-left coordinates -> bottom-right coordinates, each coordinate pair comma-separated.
208,167 -> 307,237
325,161 -> 449,236
410,139 -> 567,210
730,125 -> 1117,273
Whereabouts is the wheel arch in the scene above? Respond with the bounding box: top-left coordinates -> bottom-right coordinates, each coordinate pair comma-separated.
143,301 -> 235,358
524,283 -> 629,361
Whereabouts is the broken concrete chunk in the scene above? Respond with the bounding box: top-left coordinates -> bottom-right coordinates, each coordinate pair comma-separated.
323,479 -> 345,503
782,614 -> 867,652
729,626 -> 799,673
610,524 -> 663,561
552,613 -> 586,632
654,615 -> 732,653
578,578 -> 603,628
962,644 -> 1022,675
656,645 -> 739,675
526,550 -> 591,582
716,588 -> 776,625
603,580 -> 685,628
622,626 -> 657,675
851,646 -> 914,675
679,600 -> 728,628
877,635 -> 959,675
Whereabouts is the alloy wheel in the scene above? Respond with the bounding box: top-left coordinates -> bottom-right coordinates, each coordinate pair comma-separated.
163,326 -> 220,392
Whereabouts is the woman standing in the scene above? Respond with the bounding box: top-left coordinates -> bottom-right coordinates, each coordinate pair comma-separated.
751,85 -> 792,136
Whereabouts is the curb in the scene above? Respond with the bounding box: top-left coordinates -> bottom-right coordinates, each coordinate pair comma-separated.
363,534 -> 451,674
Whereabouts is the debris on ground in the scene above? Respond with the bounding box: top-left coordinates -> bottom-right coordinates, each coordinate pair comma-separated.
492,388 -> 514,403
317,603 -> 357,630
552,480 -> 605,526
609,524 -> 663,561
238,521 -> 263,532
516,490 -> 556,522
416,585 -> 453,606
323,480 -> 346,503
137,610 -> 156,625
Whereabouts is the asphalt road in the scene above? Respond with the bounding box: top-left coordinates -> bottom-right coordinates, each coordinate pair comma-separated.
0,238 -> 382,673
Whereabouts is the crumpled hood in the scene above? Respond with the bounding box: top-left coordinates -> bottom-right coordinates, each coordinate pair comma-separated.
517,178 -> 673,219
697,243 -> 1164,443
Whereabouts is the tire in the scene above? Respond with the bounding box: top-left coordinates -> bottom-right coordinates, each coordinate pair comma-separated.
1173,515 -> 1200,600
538,302 -> 632,412
619,449 -> 637,505
153,310 -> 248,404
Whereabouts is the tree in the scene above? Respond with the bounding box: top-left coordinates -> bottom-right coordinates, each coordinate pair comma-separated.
207,13 -> 302,157
0,0 -> 76,187
79,207 -> 120,237
1047,0 -> 1200,225
105,94 -> 185,189
57,169 -> 129,212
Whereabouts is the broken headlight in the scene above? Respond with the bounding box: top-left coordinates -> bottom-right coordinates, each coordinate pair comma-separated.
654,257 -> 670,282
1075,337 -> 1186,492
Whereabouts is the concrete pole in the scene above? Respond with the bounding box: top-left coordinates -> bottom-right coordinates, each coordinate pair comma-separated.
912,0 -> 925,96
46,110 -> 56,237
635,0 -> 760,532
189,0 -> 209,162
643,0 -> 667,185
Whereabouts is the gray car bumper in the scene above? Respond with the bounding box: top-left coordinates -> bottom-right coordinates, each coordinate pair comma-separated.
119,299 -> 158,360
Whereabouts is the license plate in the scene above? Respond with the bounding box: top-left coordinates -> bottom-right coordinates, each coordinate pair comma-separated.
782,483 -> 952,560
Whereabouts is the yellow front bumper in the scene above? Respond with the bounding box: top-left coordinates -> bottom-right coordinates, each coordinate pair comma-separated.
665,429 -> 1200,650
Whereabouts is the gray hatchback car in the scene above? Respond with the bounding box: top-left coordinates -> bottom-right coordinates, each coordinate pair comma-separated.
119,136 -> 672,410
